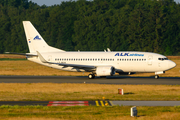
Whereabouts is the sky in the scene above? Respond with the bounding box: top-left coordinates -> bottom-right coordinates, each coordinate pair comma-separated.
30,0 -> 180,6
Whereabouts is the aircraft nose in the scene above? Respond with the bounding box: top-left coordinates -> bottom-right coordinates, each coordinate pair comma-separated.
168,61 -> 176,69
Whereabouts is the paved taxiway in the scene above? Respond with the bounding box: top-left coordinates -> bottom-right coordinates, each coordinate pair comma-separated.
112,101 -> 180,106
0,101 -> 179,106
0,101 -> 112,106
0,76 -> 180,85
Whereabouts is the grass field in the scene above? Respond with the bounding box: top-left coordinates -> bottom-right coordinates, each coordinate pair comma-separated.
0,83 -> 180,119
0,54 -> 179,77
0,83 -> 180,101
0,106 -> 180,120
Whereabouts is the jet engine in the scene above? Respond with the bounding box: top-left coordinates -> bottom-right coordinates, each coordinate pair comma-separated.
96,66 -> 115,76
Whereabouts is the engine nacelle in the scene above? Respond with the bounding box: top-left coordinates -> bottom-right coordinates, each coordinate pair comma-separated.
96,66 -> 115,76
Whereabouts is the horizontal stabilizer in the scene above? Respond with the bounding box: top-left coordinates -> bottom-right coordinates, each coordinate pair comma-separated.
5,52 -> 37,56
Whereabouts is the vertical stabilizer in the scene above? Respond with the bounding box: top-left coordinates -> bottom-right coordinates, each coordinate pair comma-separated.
23,21 -> 65,53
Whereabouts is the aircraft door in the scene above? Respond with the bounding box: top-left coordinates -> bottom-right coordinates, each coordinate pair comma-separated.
147,55 -> 153,65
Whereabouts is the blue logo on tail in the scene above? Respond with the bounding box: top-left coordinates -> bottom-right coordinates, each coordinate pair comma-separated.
34,35 -> 41,40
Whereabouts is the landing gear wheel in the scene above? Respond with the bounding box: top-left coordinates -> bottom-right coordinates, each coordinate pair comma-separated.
155,75 -> 159,79
88,74 -> 95,79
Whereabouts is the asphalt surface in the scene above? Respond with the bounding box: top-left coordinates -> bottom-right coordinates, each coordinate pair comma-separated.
0,101 -> 112,106
0,101 -> 179,106
0,76 -> 180,85
112,101 -> 180,106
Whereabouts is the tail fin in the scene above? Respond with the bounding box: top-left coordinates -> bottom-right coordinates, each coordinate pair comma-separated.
23,21 -> 65,53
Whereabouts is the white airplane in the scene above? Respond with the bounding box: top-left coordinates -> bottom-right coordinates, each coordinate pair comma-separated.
21,21 -> 176,79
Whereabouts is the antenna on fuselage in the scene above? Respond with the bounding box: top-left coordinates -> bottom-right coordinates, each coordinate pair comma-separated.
107,48 -> 111,52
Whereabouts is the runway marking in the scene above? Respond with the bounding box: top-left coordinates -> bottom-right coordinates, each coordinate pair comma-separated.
100,101 -> 104,106
48,104 -> 89,106
49,101 -> 88,104
48,101 -> 89,106
95,101 -> 99,106
109,101 -> 114,106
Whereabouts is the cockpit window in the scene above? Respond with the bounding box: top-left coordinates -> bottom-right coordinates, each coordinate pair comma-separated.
158,58 -> 168,61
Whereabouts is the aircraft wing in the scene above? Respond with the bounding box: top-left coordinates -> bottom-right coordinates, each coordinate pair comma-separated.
50,62 -> 95,70
37,51 -> 96,71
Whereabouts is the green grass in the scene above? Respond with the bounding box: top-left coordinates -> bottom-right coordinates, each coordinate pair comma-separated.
1,84 -> 180,101
0,58 -> 26,61
0,105 -> 180,120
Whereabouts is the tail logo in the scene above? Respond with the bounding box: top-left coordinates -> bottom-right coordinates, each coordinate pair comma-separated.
34,35 -> 41,40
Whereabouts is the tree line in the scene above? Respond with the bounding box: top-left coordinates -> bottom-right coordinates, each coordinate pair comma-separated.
0,0 -> 180,55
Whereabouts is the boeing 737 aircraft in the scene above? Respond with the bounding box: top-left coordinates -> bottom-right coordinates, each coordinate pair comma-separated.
20,21 -> 176,79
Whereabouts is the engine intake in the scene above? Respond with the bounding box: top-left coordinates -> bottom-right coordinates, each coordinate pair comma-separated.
96,66 -> 115,76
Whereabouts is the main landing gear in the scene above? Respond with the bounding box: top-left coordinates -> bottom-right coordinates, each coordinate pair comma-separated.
88,74 -> 95,79
155,75 -> 159,79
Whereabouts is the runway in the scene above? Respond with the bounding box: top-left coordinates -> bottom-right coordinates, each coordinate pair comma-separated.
0,76 -> 180,85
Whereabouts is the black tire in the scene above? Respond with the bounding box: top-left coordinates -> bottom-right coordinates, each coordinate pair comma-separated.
155,75 -> 159,79
88,74 -> 95,79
